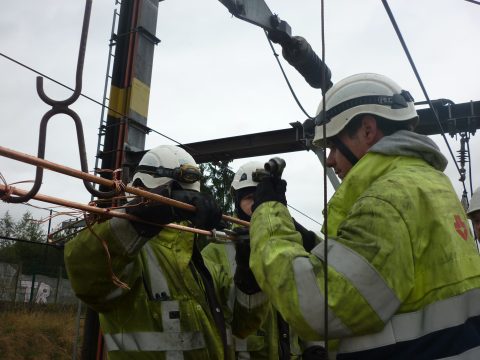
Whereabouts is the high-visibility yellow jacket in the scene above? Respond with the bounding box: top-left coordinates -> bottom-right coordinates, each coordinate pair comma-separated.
65,217 -> 267,360
250,131 -> 480,359
202,242 -> 303,359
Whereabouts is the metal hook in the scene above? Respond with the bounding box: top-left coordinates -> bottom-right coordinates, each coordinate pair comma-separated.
5,0 -> 118,203
36,0 -> 91,106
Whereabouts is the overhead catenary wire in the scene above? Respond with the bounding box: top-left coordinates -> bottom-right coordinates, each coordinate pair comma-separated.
319,0 -> 329,350
1,40 -> 337,226
0,51 -> 187,149
265,32 -> 314,120
0,50 -> 228,163
287,204 -> 322,226
0,37 -> 341,236
381,0 -> 470,200
24,202 -> 70,214
262,2 -> 331,345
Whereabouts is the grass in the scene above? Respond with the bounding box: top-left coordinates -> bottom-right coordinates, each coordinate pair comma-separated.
0,304 -> 83,360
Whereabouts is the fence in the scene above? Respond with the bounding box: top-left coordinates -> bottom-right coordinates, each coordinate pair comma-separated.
0,235 -> 78,305
0,262 -> 77,304
0,239 -> 83,359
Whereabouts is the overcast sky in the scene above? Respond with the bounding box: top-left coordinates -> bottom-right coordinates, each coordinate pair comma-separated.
0,0 -> 479,234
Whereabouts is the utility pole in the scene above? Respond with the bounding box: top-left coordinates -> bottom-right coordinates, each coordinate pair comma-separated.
82,1 -> 161,359
96,0 -> 160,188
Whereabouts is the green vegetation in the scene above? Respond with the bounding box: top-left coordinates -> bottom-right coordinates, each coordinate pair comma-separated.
0,211 -> 65,276
0,304 -> 82,360
199,160 -> 235,216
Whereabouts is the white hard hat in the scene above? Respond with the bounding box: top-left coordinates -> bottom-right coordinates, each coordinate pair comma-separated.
231,161 -> 264,192
313,73 -> 417,146
132,145 -> 201,192
467,188 -> 480,216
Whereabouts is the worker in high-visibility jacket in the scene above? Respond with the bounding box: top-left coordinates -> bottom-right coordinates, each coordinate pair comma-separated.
64,145 -> 267,360
467,187 -> 480,238
203,161 -> 325,359
249,73 -> 480,359
202,161 -> 301,360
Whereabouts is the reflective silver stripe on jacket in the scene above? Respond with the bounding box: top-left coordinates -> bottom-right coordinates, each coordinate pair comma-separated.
234,334 -> 264,353
110,211 -> 150,255
225,243 -> 237,273
104,331 -> 206,352
144,244 -> 191,359
237,351 -> 251,360
235,337 -> 249,352
225,243 -> 237,311
302,340 -> 325,348
162,300 -> 181,331
102,286 -> 124,302
226,328 -> 233,346
339,288 -> 480,354
236,336 -> 252,360
144,243 -> 170,299
236,288 -> 268,310
311,238 -> 400,323
292,257 -> 351,337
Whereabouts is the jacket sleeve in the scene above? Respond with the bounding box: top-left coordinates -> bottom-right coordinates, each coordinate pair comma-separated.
249,200 -> 414,340
203,243 -> 269,339
64,216 -> 150,312
202,243 -> 235,321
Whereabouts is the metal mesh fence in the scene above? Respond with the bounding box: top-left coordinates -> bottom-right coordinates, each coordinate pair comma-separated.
0,238 -> 77,305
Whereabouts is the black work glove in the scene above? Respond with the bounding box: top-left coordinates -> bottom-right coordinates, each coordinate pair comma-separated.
233,227 -> 261,295
215,219 -> 228,231
302,345 -> 328,360
252,177 -> 287,212
126,185 -> 177,237
293,218 -> 318,252
171,190 -> 222,230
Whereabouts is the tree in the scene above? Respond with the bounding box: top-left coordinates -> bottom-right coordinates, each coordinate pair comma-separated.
14,211 -> 46,243
196,161 -> 235,250
0,211 -> 15,248
199,161 -> 235,216
0,211 -> 64,275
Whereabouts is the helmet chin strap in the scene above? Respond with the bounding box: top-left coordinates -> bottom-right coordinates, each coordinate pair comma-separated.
331,137 -> 359,166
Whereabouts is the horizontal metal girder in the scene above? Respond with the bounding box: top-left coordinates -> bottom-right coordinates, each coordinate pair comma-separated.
180,122 -> 305,163
121,100 -> 480,165
179,100 -> 479,163
415,100 -> 479,136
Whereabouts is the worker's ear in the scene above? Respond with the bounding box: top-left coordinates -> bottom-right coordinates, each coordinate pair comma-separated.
360,115 -> 382,146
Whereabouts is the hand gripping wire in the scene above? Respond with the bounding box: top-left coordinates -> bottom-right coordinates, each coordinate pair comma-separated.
4,0 -> 118,203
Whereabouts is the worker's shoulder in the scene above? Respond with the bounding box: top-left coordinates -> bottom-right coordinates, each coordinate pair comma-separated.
360,163 -> 454,211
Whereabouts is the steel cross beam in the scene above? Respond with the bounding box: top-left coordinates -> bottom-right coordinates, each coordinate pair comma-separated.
123,100 -> 479,176
414,100 -> 479,137
181,122 -> 305,163
174,100 -> 480,163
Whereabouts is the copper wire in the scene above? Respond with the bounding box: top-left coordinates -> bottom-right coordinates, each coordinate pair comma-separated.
0,145 -> 249,227
84,210 -> 130,290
